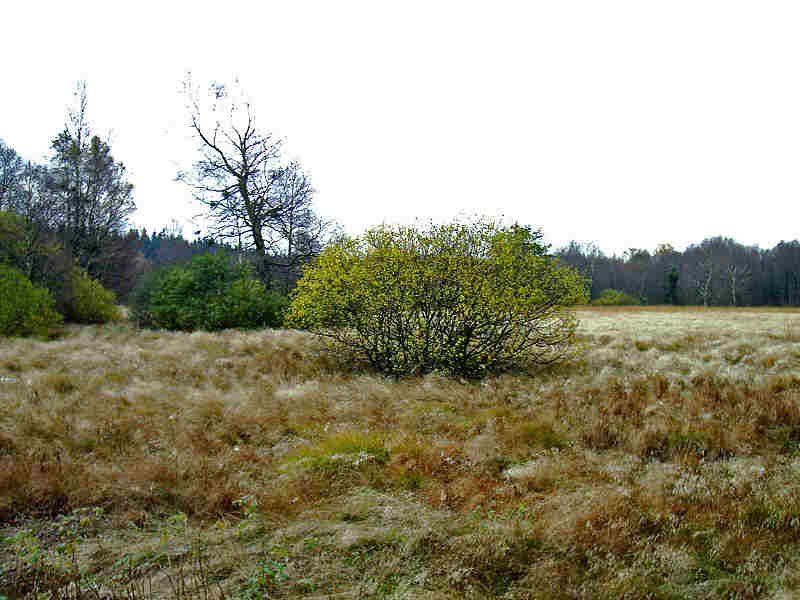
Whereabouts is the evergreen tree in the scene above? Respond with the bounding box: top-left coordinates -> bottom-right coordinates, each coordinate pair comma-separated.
49,82 -> 135,278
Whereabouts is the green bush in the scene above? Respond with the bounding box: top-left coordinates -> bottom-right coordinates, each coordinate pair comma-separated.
0,210 -> 67,293
132,252 -> 287,331
0,210 -> 28,267
0,265 -> 63,337
130,266 -> 169,328
591,289 -> 641,306
1,210 -> 114,325
286,219 -> 589,378
221,277 -> 288,329
59,267 -> 121,324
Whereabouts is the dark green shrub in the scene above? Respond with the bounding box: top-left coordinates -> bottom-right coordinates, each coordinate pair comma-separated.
0,265 -> 63,337
286,219 -> 589,378
0,210 -> 28,267
130,266 -> 170,328
591,289 -> 641,306
220,277 -> 288,329
58,267 -> 121,324
0,210 -> 70,295
132,252 -> 287,331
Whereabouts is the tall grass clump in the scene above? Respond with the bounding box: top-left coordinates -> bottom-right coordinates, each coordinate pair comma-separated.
286,218 -> 588,378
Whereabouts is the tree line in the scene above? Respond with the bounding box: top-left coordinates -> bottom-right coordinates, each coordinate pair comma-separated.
0,79 -> 332,304
556,238 -> 800,306
2,79 -> 799,311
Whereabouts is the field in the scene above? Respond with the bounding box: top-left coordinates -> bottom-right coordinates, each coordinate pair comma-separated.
2,306 -> 800,599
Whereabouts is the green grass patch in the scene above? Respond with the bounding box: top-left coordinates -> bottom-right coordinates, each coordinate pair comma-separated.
281,431 -> 390,476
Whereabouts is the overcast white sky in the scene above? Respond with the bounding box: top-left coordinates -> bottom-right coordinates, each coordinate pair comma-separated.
2,1 -> 799,256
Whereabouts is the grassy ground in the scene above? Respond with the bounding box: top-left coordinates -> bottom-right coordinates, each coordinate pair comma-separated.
1,306 -> 800,599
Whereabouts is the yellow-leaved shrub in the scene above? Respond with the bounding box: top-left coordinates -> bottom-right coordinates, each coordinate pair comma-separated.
60,266 -> 121,324
286,218 -> 589,378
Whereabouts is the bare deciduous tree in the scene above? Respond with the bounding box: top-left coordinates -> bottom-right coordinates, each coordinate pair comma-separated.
179,75 -> 332,288
694,251 -> 715,308
726,263 -> 751,306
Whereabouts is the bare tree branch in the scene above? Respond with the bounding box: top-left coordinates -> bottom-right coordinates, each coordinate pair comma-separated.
179,74 -> 333,289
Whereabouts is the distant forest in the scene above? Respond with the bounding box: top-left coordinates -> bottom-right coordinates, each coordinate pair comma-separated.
555,237 -> 800,307
2,131 -> 800,308
0,130 -> 302,303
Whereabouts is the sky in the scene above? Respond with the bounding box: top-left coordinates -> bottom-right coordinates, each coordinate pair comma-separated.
2,1 -> 799,256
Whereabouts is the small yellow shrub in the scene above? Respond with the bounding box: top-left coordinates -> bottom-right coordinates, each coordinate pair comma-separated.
286,218 -> 588,378
62,267 -> 121,324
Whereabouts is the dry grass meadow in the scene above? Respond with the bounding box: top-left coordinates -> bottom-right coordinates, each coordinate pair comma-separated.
2,306 -> 800,599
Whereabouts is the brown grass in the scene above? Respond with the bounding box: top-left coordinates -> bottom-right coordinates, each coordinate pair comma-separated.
1,307 -> 800,598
